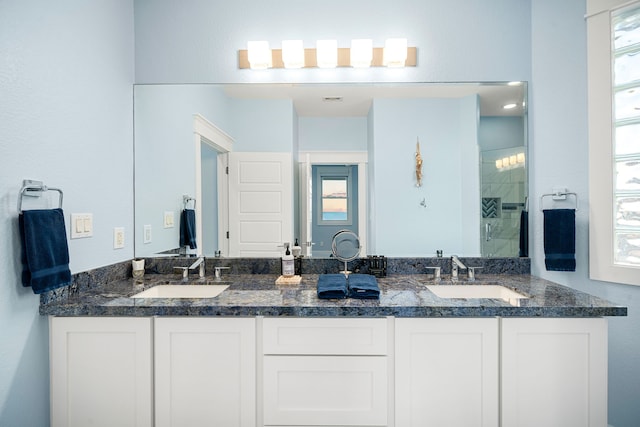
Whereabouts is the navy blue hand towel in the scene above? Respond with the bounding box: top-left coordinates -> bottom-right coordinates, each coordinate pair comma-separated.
543,209 -> 576,271
317,274 -> 348,299
519,209 -> 529,257
348,274 -> 380,299
19,208 -> 72,294
180,209 -> 197,249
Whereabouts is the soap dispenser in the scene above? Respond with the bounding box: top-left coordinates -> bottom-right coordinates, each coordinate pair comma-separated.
281,243 -> 295,277
292,238 -> 302,257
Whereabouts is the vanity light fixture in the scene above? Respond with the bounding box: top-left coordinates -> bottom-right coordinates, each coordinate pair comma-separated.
282,40 -> 305,69
496,152 -> 525,171
238,39 -> 416,69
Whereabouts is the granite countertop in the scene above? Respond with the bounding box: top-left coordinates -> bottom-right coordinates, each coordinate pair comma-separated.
40,273 -> 627,318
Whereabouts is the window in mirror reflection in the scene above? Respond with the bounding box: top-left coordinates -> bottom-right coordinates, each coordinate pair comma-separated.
321,177 -> 349,221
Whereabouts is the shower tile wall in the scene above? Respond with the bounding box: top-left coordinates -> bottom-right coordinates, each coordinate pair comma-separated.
481,160 -> 526,257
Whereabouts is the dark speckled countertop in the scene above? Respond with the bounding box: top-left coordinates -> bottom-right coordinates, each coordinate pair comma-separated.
40,273 -> 627,318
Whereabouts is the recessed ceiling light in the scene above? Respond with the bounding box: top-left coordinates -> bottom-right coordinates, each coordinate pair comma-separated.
322,96 -> 343,102
503,103 -> 518,110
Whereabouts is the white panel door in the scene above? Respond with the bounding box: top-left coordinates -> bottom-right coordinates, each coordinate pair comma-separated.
154,317 -> 256,427
395,317 -> 499,427
49,317 -> 153,427
263,355 -> 388,426
501,318 -> 607,427
229,152 -> 293,257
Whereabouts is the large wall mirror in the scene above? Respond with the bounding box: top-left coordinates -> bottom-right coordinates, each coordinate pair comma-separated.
134,82 -> 527,259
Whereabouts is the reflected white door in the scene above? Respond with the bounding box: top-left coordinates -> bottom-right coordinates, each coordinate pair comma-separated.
228,152 -> 293,257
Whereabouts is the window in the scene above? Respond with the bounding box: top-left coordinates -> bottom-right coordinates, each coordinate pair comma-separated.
612,7 -> 640,266
588,0 -> 640,285
321,177 -> 349,221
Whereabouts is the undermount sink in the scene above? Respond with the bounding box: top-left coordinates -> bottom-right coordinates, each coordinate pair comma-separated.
425,284 -> 528,304
131,284 -> 229,299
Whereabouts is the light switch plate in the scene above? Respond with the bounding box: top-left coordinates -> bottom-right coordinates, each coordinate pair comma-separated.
71,213 -> 93,239
163,211 -> 174,228
143,224 -> 152,244
113,227 -> 125,249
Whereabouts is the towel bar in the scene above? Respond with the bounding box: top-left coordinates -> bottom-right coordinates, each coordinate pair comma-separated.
183,195 -> 196,210
18,179 -> 63,212
540,191 -> 578,211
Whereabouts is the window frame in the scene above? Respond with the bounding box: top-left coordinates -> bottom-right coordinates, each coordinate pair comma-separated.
588,0 -> 640,285
314,166 -> 354,227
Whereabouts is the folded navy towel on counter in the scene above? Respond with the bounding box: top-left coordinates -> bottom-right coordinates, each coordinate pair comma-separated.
19,208 -> 72,294
543,209 -> 576,271
180,209 -> 197,249
317,274 -> 348,299
348,274 -> 380,299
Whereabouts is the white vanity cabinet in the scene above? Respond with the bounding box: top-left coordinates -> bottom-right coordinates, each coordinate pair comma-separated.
49,315 -> 608,427
262,317 -> 390,426
395,318 -> 500,427
154,317 -> 256,427
501,317 -> 608,427
49,317 -> 153,427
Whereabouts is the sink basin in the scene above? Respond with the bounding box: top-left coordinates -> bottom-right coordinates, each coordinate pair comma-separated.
131,284 -> 229,299
425,284 -> 527,304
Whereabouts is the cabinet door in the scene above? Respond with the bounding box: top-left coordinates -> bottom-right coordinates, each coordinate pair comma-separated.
49,316 -> 153,427
154,317 -> 256,427
263,355 -> 388,426
395,318 -> 499,427
501,317 -> 607,427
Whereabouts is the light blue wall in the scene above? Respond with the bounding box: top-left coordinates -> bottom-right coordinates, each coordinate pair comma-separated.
0,0 -> 134,425
134,84 -> 231,256
201,144 -> 218,255
299,117 -> 368,151
479,116 -> 525,151
228,98 -> 295,152
531,1 -> 640,425
370,96 -> 479,256
134,0 -> 531,84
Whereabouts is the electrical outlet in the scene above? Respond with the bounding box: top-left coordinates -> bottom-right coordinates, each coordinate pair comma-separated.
71,213 -> 93,239
163,211 -> 174,228
143,224 -> 152,244
113,227 -> 125,249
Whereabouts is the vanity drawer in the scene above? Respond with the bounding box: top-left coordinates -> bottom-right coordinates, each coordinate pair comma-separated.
262,317 -> 388,355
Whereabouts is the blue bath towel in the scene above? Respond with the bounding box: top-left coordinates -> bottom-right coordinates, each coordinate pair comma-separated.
180,209 -> 197,249
348,274 -> 380,299
519,209 -> 529,257
543,209 -> 576,271
19,208 -> 72,294
317,274 -> 348,299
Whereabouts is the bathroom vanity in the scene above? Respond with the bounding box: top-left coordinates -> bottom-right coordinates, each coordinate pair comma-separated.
42,272 -> 625,427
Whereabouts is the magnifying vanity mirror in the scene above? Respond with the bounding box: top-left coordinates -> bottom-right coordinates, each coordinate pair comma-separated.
134,82 -> 527,259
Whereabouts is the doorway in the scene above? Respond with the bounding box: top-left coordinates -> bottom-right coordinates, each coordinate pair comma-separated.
311,165 -> 359,258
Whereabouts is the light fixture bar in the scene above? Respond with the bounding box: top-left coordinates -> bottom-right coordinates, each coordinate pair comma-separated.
238,47 -> 417,69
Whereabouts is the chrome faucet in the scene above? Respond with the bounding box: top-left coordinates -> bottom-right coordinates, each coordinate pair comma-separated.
451,255 -> 467,281
175,256 -> 206,280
